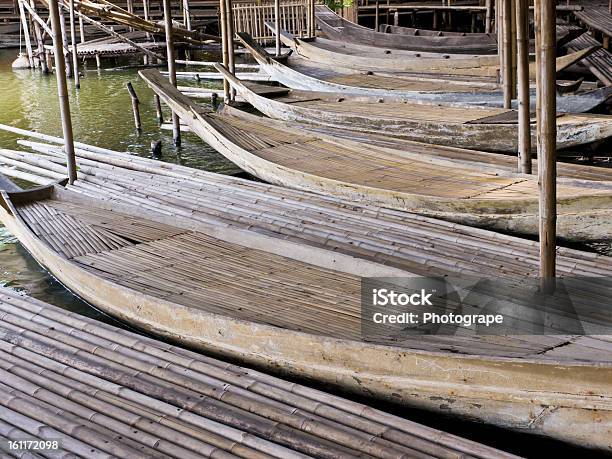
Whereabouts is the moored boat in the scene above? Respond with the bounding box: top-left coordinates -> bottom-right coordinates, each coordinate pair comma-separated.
215,63 -> 612,154
238,32 -> 612,113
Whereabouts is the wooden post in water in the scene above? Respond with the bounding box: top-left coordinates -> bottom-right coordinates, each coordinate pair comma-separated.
219,0 -> 230,102
154,94 -> 164,124
516,0 -> 531,174
162,0 -> 181,146
274,0 -> 281,56
225,0 -> 236,101
126,82 -> 142,132
311,0 -> 315,38
17,0 -> 34,67
536,0 -> 557,289
375,0 -> 379,31
48,0 -> 77,184
502,0 -> 513,108
69,0 -> 80,88
59,5 -> 72,77
29,0 -> 47,72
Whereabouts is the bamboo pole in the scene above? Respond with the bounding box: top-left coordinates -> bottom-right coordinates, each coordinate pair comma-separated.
29,0 -> 47,72
219,0 -> 230,102
485,0 -> 493,33
274,0 -> 281,56
17,0 -> 34,68
58,5 -> 71,77
48,0 -> 77,184
516,0 -> 531,174
143,0 -> 150,64
162,0 -> 180,146
68,0 -> 80,88
78,13 -> 84,42
502,0 -> 513,108
154,94 -> 164,124
536,0 -> 557,289
225,0 -> 236,101
126,82 -> 142,132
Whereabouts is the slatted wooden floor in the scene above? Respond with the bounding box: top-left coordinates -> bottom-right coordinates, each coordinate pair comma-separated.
566,33 -> 612,85
206,112 -> 612,202
574,8 -> 612,38
13,197 -> 612,362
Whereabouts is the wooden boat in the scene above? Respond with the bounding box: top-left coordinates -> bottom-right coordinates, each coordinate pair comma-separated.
238,33 -> 612,113
215,64 -> 612,154
0,154 -> 611,452
316,6 -> 581,54
0,288 -> 523,459
275,26 -> 598,77
315,5 -> 499,53
140,68 -> 612,241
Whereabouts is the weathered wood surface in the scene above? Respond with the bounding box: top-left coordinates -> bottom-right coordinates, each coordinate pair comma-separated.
238,32 -> 612,113
140,68 -> 612,241
277,25 -> 598,77
0,288 -> 525,459
574,7 -> 612,38
0,139 -> 612,450
566,33 -> 612,85
315,5 -> 498,54
215,63 -> 612,153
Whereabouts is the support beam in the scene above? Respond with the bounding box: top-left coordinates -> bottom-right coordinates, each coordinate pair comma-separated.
17,0 -> 34,68
58,5 -> 71,77
69,0 -> 80,88
143,0 -> 150,64
485,0 -> 493,33
162,0 -> 180,146
29,0 -> 47,73
502,0 -> 513,108
219,0 -> 230,102
78,13 -> 84,43
274,0 -> 281,57
516,0 -> 531,174
225,0 -> 236,101
48,0 -> 77,184
536,0 -> 557,289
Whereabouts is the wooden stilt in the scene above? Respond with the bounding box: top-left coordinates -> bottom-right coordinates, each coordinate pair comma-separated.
154,94 -> 164,124
274,0 -> 281,56
126,0 -> 134,31
69,0 -> 80,89
311,0 -> 315,37
143,0 -> 150,64
58,5 -> 71,77
502,0 -> 513,108
219,0 -> 230,103
225,0 -> 236,101
375,0 -> 379,31
95,53 -> 101,68
536,0 -> 557,289
29,0 -> 47,72
48,0 -> 77,184
485,0 -> 493,33
510,0 -> 517,99
78,14 -> 84,43
126,82 -> 142,132
17,0 -> 34,68
162,0 -> 181,146
516,0 -> 531,174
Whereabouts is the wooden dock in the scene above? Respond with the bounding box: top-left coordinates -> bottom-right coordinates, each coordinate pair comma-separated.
0,287 -> 525,458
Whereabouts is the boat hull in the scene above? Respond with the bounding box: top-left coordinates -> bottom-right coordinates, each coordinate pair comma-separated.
1,197 -> 610,451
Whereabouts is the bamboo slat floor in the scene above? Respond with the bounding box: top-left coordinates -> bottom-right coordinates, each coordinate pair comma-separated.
0,288 -> 524,459
566,33 -> 612,85
0,133 -> 611,449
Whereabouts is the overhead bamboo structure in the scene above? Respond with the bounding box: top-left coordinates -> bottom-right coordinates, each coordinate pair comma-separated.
536,0 -> 557,288
48,0 -> 77,184
162,0 -> 180,146
516,0 -> 531,174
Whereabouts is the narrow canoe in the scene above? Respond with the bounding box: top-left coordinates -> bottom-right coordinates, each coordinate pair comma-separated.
315,5 -> 499,53
140,68 -> 612,241
0,175 -> 611,452
215,63 -> 612,154
238,32 -> 612,113
276,26 -> 598,77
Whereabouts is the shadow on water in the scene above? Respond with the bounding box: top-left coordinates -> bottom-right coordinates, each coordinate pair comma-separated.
0,49 -> 611,458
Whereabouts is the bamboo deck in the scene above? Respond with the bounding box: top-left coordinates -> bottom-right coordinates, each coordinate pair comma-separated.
0,287 -> 522,459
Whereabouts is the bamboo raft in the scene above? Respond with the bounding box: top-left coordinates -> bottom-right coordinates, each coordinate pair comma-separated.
237,33 -> 612,113
0,133 -> 611,451
215,63 -> 612,153
275,26 -> 598,77
0,287 -> 525,459
140,68 -> 612,241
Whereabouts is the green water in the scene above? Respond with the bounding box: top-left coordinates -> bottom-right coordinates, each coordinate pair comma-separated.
0,48 -> 239,313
